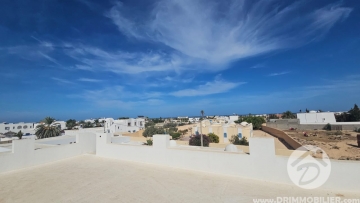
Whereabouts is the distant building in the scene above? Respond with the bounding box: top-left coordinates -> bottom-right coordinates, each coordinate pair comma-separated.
296,111 -> 336,124
0,122 -> 36,134
0,120 -> 66,134
103,118 -> 145,133
192,120 -> 253,143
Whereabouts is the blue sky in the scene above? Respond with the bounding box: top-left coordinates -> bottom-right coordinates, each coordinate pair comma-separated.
1,0 -> 360,122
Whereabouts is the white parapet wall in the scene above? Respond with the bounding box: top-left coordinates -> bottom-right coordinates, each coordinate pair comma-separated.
0,133 -> 96,173
96,133 -> 360,192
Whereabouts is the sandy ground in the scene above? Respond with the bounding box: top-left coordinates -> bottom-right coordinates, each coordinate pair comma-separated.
285,130 -> 360,160
0,155 -> 359,203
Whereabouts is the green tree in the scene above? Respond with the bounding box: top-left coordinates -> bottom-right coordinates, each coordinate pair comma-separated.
189,134 -> 209,147
349,104 -> 360,121
42,117 -> 56,125
83,122 -> 94,128
268,114 -> 278,119
145,120 -> 155,128
66,119 -> 77,130
237,116 -> 266,130
323,123 -> 331,131
229,135 -> 249,146
35,117 -> 60,139
143,126 -> 165,137
16,130 -> 23,140
281,111 -> 296,119
208,133 -> 219,143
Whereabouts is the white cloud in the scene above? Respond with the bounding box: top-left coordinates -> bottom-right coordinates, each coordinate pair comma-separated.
70,85 -> 164,108
107,0 -> 352,70
64,44 -> 185,75
268,71 -> 290,77
78,78 -> 103,82
51,77 -> 75,84
170,79 -> 245,97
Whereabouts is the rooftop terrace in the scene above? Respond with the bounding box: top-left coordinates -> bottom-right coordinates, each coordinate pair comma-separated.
1,155 -> 359,203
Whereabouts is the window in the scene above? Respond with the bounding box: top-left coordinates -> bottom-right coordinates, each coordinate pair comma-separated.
224,133 -> 227,138
134,122 -> 137,126
238,133 -> 242,138
17,126 -> 22,129
5,127 -> 10,130
13,127 -> 15,129
23,125 -> 28,129
128,123 -> 131,126
196,131 -> 199,135
140,121 -> 143,126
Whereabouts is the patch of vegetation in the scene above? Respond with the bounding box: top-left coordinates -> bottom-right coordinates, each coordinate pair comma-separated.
189,134 -> 210,147
208,133 -> 219,143
144,139 -> 153,146
163,123 -> 177,128
323,123 -> 331,131
354,128 -> 360,133
235,116 -> 265,130
66,119 -> 77,130
282,111 -> 296,119
142,126 -> 165,137
16,130 -> 23,140
229,135 -> 249,146
170,132 -> 181,140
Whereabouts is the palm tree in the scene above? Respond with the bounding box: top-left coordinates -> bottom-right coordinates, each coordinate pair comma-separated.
200,110 -> 204,147
35,117 -> 60,139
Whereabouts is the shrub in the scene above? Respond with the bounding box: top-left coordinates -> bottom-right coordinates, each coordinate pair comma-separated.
229,135 -> 249,146
143,126 -> 164,137
208,133 -> 219,143
354,128 -> 360,133
170,132 -> 181,140
16,130 -> 23,140
164,123 -> 177,128
237,116 -> 265,130
144,139 -> 153,146
323,123 -> 331,131
189,134 -> 210,147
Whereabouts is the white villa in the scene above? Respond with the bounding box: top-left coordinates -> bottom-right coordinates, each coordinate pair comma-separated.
103,118 -> 145,134
0,121 -> 67,135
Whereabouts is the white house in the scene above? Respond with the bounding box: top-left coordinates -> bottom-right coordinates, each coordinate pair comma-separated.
296,111 -> 337,124
0,122 -> 36,134
103,118 -> 145,134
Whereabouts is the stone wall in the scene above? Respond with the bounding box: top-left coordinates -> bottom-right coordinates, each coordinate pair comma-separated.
261,126 -> 302,150
267,120 -> 360,131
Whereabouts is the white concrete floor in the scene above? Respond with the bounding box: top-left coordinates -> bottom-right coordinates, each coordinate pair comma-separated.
0,155 -> 359,203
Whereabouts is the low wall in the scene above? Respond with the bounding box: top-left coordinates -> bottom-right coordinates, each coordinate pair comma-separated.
267,120 -> 360,131
96,133 -> 360,192
261,126 -> 302,150
0,133 -> 96,173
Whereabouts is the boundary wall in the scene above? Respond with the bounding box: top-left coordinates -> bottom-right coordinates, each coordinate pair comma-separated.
0,133 -> 96,173
96,133 -> 360,192
261,126 -> 302,149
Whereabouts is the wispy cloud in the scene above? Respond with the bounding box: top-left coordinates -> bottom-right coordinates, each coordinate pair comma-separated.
70,85 -> 164,108
51,77 -> 75,85
64,44 -> 185,75
107,0 -> 352,71
268,71 -> 290,77
170,77 -> 245,97
250,64 -> 265,69
78,78 -> 103,82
